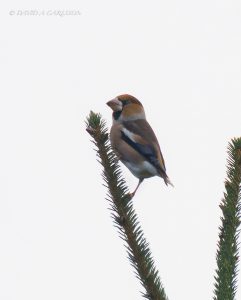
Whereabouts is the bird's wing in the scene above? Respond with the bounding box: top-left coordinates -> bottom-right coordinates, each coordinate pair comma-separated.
121,119 -> 166,175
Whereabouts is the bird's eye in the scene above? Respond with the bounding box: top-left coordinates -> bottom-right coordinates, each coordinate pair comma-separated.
122,100 -> 130,106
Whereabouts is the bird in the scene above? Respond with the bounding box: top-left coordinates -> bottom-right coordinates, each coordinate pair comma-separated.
106,94 -> 173,197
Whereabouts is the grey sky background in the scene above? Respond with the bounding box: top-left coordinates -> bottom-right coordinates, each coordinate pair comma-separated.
1,1 -> 241,299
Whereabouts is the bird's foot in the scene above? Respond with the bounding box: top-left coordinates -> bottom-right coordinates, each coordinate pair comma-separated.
128,192 -> 135,199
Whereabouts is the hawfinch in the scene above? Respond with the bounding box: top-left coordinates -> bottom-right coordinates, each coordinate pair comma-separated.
106,94 -> 173,197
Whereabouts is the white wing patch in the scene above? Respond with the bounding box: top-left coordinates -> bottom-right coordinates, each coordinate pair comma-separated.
121,128 -> 137,143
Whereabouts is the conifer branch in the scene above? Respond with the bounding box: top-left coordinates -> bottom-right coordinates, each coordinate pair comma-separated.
214,138 -> 241,300
86,111 -> 168,300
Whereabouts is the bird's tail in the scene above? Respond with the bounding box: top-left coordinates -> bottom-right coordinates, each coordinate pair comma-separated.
164,176 -> 174,187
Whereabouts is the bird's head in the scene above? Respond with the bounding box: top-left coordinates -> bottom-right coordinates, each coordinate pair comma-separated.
106,94 -> 146,121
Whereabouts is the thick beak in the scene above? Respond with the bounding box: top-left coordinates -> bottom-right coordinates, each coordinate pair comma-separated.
106,97 -> 122,112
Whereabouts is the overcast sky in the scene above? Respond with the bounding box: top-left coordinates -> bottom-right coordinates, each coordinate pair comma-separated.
1,1 -> 241,299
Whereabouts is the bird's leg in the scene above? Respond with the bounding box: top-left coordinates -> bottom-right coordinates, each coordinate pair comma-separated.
130,179 -> 144,198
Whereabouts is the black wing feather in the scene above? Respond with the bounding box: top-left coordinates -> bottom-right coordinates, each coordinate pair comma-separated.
121,130 -> 161,170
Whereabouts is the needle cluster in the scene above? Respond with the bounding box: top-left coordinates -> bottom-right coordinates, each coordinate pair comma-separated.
86,111 -> 168,300
214,138 -> 241,300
